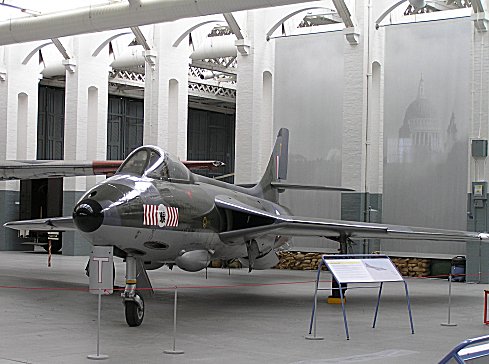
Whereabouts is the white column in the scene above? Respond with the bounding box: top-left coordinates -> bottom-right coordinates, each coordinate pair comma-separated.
64,34 -> 110,192
0,42 -> 42,250
234,10 -> 275,184
341,1 -> 368,193
144,21 -> 190,159
470,18 -> 489,183
0,43 -> 41,161
63,34 -> 110,255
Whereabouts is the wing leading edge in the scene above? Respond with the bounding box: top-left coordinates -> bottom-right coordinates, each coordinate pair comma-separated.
0,159 -> 225,180
215,197 -> 487,244
3,217 -> 76,231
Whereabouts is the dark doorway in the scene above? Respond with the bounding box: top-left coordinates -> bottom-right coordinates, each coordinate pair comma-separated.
107,95 -> 144,160
18,85 -> 65,252
187,108 -> 235,182
19,178 -> 63,252
37,85 -> 65,160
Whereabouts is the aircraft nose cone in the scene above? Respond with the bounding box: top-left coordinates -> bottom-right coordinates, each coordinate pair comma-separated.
73,199 -> 104,233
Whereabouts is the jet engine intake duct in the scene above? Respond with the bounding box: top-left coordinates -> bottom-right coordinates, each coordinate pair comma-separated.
73,199 -> 104,233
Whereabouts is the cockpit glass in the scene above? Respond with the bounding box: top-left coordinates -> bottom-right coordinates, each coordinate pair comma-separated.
147,152 -> 190,181
117,148 -> 162,177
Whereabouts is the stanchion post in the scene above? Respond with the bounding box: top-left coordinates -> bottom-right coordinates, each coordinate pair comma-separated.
305,280 -> 324,340
48,239 -> 52,267
87,291 -> 109,360
484,290 -> 489,325
441,274 -> 457,327
306,260 -> 324,340
164,287 -> 184,355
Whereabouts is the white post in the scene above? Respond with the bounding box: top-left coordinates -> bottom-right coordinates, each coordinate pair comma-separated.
441,274 -> 457,327
164,287 -> 184,355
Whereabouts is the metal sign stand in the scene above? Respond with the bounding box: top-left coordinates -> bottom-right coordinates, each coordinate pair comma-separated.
308,254 -> 415,340
164,287 -> 184,355
87,292 -> 108,360
305,270 -> 324,340
441,274 -> 457,327
87,246 -> 113,361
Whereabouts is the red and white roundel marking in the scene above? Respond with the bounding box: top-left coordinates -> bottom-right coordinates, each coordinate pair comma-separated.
144,204 -> 179,227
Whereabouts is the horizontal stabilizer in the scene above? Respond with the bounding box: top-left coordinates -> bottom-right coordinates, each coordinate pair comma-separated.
270,182 -> 354,192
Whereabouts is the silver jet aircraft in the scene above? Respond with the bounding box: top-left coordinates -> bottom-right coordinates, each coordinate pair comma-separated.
4,128 -> 488,326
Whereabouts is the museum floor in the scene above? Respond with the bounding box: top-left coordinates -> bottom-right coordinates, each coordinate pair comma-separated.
0,250 -> 488,364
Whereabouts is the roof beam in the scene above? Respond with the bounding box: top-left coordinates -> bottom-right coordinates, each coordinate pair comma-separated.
51,38 -> 77,74
50,38 -> 71,60
223,13 -> 249,55
471,0 -> 488,32
0,0 -> 318,46
331,0 -> 359,45
130,26 -> 151,50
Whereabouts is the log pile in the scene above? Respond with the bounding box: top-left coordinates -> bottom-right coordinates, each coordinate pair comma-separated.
274,251 -> 432,277
274,251 -> 324,270
390,257 -> 431,277
211,253 -> 432,277
209,259 -> 242,269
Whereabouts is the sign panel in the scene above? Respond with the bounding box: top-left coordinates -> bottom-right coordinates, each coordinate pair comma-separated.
89,246 -> 113,295
324,258 -> 403,284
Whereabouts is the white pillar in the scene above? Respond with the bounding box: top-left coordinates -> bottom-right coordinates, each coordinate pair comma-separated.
234,10 -> 275,184
0,43 -> 42,250
144,22 -> 190,159
341,1 -> 368,193
63,34 -> 110,255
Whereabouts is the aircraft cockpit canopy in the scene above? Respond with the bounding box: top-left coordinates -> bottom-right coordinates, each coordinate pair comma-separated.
117,146 -> 190,181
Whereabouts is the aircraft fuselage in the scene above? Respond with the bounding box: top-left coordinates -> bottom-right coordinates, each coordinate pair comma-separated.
73,172 -> 291,268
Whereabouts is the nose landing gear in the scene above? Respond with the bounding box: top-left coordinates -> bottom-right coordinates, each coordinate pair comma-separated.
122,255 -> 152,327
125,293 -> 145,327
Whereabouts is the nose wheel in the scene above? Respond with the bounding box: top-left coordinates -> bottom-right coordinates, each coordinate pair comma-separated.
122,255 -> 153,327
124,293 -> 144,327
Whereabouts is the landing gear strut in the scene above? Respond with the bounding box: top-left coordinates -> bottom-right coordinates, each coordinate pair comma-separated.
122,255 -> 145,327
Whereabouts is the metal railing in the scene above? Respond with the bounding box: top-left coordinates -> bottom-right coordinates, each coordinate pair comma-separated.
439,334 -> 489,363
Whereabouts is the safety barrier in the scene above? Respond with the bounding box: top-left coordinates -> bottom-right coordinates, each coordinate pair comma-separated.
1,268 -> 489,358
439,334 -> 489,364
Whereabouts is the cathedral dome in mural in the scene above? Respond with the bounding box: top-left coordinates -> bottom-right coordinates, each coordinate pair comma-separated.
398,76 -> 441,153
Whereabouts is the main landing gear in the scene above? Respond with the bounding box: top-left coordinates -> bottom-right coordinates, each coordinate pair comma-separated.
122,255 -> 152,327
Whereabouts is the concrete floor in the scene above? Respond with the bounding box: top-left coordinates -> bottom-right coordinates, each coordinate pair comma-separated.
0,251 -> 489,364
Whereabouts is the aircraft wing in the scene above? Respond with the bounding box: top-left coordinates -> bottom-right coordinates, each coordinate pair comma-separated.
3,216 -> 76,231
0,160 -> 119,180
0,159 -> 224,180
215,196 -> 487,244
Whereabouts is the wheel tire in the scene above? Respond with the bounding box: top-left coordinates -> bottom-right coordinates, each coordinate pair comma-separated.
125,294 -> 144,327
42,240 -> 62,254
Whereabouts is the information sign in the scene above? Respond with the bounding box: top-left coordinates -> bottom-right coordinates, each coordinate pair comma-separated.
324,258 -> 403,283
89,246 -> 113,295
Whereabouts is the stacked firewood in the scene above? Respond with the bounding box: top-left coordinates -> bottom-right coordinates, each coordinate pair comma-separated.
390,257 -> 431,277
274,251 -> 324,270
209,259 -> 242,269
210,253 -> 431,277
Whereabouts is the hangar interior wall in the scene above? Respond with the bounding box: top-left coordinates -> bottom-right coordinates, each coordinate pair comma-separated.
274,31 -> 344,252
0,3 -> 485,260
272,15 -> 476,257
382,18 -> 470,256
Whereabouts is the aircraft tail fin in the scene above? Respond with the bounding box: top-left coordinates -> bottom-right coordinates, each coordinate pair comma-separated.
253,128 -> 289,203
250,128 -> 353,202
